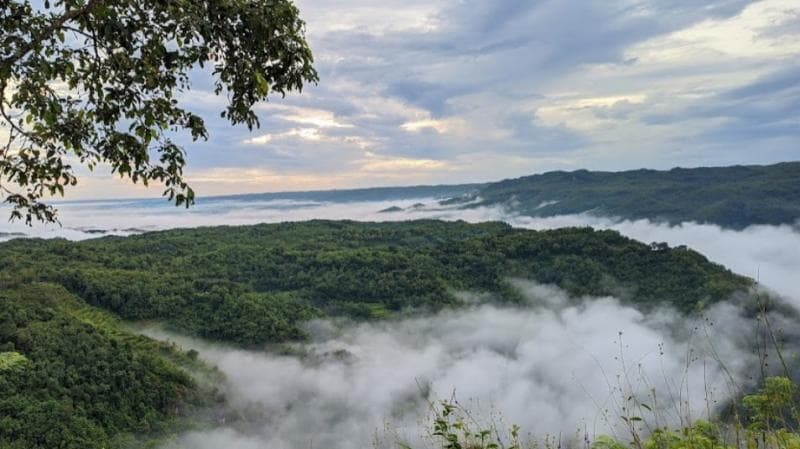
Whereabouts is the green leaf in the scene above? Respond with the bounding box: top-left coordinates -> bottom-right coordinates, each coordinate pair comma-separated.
254,72 -> 270,96
0,0 -> 318,223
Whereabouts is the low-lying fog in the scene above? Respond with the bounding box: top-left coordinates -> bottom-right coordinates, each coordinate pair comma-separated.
151,282 -> 791,449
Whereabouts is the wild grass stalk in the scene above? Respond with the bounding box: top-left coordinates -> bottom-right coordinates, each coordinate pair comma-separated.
395,293 -> 799,449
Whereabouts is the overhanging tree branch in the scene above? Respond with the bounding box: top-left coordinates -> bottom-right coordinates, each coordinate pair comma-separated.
0,0 -> 103,72
0,0 -> 318,224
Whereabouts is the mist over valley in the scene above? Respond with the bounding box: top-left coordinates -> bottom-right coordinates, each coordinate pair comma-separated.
2,0 -> 799,446
2,167 -> 799,448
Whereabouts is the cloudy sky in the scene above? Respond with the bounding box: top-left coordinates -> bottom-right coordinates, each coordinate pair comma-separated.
74,0 -> 799,198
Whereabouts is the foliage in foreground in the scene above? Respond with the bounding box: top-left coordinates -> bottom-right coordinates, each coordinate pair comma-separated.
418,376 -> 800,449
0,0 -> 318,223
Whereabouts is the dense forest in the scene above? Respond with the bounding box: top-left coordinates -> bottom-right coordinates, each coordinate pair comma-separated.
0,283 -> 216,449
0,220 -> 751,347
444,162 -> 800,229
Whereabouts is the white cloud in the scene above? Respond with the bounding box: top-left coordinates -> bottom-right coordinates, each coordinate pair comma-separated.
358,155 -> 447,172
629,0 -> 800,63
400,117 -> 464,134
277,106 -> 354,128
242,127 -> 329,145
297,1 -> 441,35
242,134 -> 273,145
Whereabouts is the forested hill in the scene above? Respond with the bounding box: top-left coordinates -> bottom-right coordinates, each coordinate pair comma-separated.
0,220 -> 758,447
1,220 -> 751,349
446,161 -> 800,229
0,283 -> 214,449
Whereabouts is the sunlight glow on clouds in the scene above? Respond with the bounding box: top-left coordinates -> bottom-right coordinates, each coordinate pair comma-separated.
358,155 -> 446,172
277,107 -> 354,129
536,94 -> 649,131
60,0 -> 800,199
400,117 -> 464,134
243,127 -> 348,145
175,162 -> 450,196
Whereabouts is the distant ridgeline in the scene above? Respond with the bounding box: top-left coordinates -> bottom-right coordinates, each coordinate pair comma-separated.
205,182 -> 483,204
445,161 -> 800,229
0,220 -> 760,447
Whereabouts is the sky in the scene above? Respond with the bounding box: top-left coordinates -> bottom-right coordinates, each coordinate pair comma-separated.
70,0 -> 800,198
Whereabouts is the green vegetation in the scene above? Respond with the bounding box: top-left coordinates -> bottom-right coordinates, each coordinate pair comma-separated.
0,220 -> 751,346
450,162 -> 800,229
416,375 -> 800,449
0,351 -> 27,371
1,0 -> 317,223
0,220 -> 761,447
0,283 -> 215,449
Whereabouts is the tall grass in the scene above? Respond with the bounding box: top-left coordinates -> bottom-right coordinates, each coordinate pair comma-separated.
397,294 -> 800,449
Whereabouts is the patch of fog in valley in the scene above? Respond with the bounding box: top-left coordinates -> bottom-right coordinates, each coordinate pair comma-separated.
148,282 -> 793,449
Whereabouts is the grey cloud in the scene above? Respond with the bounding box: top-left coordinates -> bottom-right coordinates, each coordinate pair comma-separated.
385,80 -> 468,116
501,112 -> 588,153
756,7 -> 800,38
630,65 -> 799,155
724,67 -> 800,100
692,68 -> 799,145
291,0 -> 759,162
174,0 -> 781,177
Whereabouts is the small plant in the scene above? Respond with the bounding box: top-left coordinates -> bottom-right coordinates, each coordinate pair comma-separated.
396,399 -> 525,449
401,319 -> 800,449
0,350 -> 29,371
742,377 -> 798,432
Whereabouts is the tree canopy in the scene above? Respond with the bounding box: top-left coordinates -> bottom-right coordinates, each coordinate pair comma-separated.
0,283 -> 215,449
450,162 -> 800,229
0,0 -> 318,223
0,220 -> 753,346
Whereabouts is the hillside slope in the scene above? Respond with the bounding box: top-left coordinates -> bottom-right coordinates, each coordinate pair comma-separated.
0,220 -> 752,347
448,162 -> 800,229
0,283 -> 213,449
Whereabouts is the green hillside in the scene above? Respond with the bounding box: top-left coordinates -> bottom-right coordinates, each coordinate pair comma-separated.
0,283 -> 216,449
0,220 -> 768,447
449,162 -> 800,229
0,220 -> 751,348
